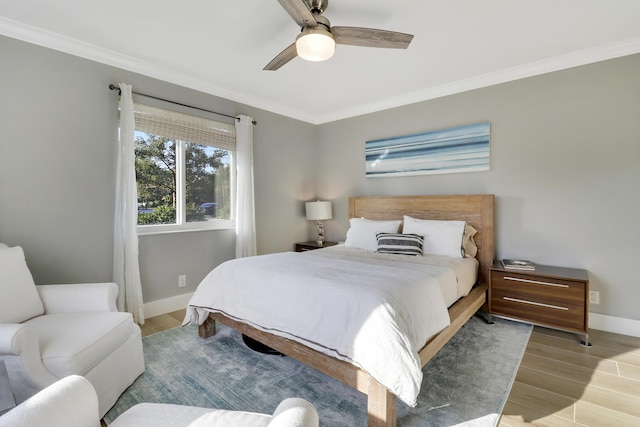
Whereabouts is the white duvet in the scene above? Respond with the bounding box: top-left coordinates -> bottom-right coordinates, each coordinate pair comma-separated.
184,246 -> 474,406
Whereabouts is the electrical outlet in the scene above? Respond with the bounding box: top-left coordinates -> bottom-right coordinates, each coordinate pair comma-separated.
589,290 -> 599,304
178,274 -> 186,288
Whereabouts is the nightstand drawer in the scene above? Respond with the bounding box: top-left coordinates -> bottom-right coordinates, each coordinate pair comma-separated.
491,289 -> 586,330
491,271 -> 586,306
294,241 -> 338,252
489,263 -> 589,338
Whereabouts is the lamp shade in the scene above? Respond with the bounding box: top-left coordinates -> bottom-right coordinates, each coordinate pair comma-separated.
305,201 -> 332,221
296,28 -> 336,62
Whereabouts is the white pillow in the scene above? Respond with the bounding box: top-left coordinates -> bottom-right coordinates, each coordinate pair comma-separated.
402,216 -> 466,258
344,218 -> 402,251
0,245 -> 44,323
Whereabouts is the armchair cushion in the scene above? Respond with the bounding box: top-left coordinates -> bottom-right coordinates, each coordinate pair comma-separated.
108,403 -> 271,427
1,376 -> 318,427
0,246 -> 44,324
22,312 -> 137,378
108,398 -> 319,427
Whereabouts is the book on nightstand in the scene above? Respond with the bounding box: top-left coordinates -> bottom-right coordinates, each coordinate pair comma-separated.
501,259 -> 536,270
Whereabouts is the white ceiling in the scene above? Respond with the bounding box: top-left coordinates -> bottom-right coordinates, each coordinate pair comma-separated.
1,0 -> 639,124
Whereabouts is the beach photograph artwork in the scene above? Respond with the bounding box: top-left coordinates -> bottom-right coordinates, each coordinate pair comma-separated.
365,122 -> 490,178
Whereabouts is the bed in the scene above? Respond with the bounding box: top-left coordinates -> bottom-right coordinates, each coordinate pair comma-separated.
185,194 -> 494,427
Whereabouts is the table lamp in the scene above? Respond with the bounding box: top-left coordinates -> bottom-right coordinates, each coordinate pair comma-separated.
305,201 -> 332,246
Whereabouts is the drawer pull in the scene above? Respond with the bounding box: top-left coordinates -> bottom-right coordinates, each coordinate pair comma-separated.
503,297 -> 569,311
504,276 -> 569,288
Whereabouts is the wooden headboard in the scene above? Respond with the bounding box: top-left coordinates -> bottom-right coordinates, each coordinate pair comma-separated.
348,194 -> 495,284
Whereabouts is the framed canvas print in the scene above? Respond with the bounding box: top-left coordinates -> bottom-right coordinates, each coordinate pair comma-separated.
365,122 -> 490,178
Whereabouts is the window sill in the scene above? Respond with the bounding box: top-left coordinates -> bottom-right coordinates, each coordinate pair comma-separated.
137,220 -> 234,236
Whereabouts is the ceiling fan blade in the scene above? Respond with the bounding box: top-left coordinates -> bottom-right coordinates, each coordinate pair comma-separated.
276,0 -> 318,28
264,43 -> 298,71
332,26 -> 414,49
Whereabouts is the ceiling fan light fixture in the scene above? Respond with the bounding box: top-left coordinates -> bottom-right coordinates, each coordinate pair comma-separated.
296,28 -> 335,62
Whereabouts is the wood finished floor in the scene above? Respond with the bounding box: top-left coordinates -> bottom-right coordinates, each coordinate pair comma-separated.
142,311 -> 640,426
499,326 -> 640,427
140,309 -> 186,337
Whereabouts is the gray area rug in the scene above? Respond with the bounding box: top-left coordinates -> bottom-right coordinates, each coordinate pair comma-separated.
105,315 -> 531,426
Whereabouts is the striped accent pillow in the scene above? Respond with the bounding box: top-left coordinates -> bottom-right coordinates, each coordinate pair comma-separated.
376,233 -> 424,256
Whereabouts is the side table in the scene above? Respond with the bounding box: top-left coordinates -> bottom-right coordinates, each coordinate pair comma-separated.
294,241 -> 338,252
489,262 -> 590,346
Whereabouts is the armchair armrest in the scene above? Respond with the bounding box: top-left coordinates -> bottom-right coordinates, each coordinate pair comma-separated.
36,283 -> 118,314
0,375 -> 100,427
269,398 -> 319,427
0,324 -> 57,387
0,324 -> 28,354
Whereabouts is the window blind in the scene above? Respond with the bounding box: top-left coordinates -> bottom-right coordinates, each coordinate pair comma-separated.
133,103 -> 236,150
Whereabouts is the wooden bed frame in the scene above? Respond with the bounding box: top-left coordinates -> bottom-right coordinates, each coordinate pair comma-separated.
198,194 -> 495,427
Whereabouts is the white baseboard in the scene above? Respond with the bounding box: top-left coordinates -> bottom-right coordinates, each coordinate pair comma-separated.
143,296 -> 639,339
589,312 -> 640,338
143,292 -> 194,319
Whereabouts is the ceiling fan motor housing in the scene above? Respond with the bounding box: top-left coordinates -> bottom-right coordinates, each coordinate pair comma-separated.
306,0 -> 329,14
306,14 -> 331,31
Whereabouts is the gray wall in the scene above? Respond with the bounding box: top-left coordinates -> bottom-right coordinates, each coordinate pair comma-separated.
1,35 -> 638,322
315,54 -> 640,321
0,36 -> 316,304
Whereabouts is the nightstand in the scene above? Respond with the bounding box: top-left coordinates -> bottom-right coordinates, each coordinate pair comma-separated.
489,262 -> 590,346
294,241 -> 338,252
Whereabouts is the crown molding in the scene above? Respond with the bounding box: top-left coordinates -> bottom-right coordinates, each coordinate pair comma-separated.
2,16 -> 640,125
0,17 -> 274,114
314,37 -> 640,124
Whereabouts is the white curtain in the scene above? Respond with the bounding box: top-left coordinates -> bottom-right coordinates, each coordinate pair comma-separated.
234,115 -> 257,258
113,83 -> 145,324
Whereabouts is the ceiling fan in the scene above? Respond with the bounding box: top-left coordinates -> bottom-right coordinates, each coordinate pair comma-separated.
264,0 -> 414,70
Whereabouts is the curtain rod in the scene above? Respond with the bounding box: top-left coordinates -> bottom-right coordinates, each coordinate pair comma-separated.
108,84 -> 256,125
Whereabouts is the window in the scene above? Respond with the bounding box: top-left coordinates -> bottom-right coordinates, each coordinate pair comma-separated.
133,103 -> 236,234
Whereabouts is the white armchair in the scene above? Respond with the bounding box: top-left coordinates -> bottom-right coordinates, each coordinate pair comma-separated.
0,375 -> 320,427
0,244 -> 144,418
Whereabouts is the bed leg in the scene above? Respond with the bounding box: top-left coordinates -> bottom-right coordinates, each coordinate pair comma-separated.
367,377 -> 396,427
198,316 -> 216,338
